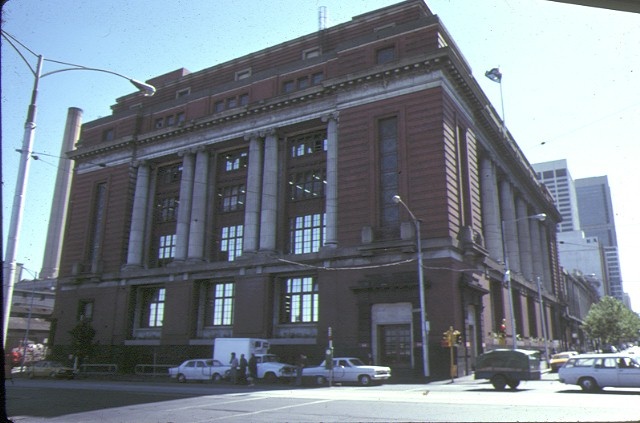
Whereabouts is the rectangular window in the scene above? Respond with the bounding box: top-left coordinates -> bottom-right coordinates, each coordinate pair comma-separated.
303,48 -> 321,59
376,46 -> 396,64
102,128 -> 114,142
235,69 -> 251,80
311,72 -> 324,85
282,80 -> 295,93
224,151 -> 248,171
165,115 -> 176,127
226,97 -> 237,109
214,100 -> 225,113
297,76 -> 309,90
77,300 -> 94,322
290,132 -> 327,158
205,282 -> 234,326
176,88 -> 190,98
141,287 -> 165,328
156,196 -> 179,222
289,170 -> 326,200
239,93 -> 249,106
218,185 -> 246,212
158,234 -> 176,265
290,213 -> 326,254
154,118 -> 164,129
157,164 -> 182,184
221,225 -> 243,261
176,112 -> 186,125
281,277 -> 318,323
379,117 -> 399,230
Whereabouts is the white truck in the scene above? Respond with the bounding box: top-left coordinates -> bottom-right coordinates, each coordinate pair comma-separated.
213,338 -> 297,383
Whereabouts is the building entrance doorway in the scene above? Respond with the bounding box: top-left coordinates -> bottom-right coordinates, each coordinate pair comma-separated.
379,324 -> 411,368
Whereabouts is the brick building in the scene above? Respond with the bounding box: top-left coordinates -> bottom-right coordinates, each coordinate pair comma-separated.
51,0 -> 561,379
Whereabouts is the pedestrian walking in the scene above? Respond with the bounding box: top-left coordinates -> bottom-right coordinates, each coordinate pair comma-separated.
229,352 -> 239,384
296,353 -> 306,386
239,353 -> 248,384
248,353 -> 258,386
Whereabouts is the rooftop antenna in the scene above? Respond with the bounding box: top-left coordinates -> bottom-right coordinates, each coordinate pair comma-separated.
319,6 -> 327,30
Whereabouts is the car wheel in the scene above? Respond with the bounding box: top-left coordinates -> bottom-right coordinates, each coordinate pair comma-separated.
315,375 -> 327,385
212,373 -> 222,383
507,379 -> 520,390
491,375 -> 507,391
579,377 -> 599,392
177,374 -> 187,383
264,372 -> 277,384
358,375 -> 372,386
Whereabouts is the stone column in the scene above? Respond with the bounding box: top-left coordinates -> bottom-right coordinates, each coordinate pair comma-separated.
188,147 -> 209,261
516,197 -> 533,280
480,157 -> 502,260
531,219 -> 544,283
41,107 -> 82,279
243,133 -> 263,253
259,129 -> 278,252
323,112 -> 339,248
539,223 -> 552,292
499,180 -> 520,272
174,150 -> 195,262
125,161 -> 150,268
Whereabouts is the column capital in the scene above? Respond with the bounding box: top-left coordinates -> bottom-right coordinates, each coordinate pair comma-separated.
244,131 -> 261,142
259,127 -> 278,138
321,111 -> 340,123
132,159 -> 149,168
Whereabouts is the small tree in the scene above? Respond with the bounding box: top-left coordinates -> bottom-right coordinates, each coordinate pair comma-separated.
69,319 -> 97,368
581,296 -> 640,348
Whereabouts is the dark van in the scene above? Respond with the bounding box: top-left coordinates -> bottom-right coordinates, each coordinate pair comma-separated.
474,349 -> 541,390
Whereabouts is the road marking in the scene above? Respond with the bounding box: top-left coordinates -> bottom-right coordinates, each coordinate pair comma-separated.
192,398 -> 334,422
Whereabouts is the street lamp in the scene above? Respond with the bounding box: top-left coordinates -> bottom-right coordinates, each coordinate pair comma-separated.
392,195 -> 429,378
485,67 -> 505,124
536,276 -> 550,365
500,213 -> 546,350
1,30 -> 156,347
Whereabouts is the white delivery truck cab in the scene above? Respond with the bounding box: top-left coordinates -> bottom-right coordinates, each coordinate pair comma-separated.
213,338 -> 296,383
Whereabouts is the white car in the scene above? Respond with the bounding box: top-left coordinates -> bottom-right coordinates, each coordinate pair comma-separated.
302,357 -> 391,386
558,353 -> 640,392
168,359 -> 231,383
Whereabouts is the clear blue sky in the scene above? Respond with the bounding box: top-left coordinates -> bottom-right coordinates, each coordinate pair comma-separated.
2,0 -> 639,310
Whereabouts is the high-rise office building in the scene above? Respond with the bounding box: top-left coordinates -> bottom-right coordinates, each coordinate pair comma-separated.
532,160 -> 580,233
575,176 -> 624,302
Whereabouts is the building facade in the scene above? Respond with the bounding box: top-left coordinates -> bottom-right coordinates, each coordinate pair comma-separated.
51,0 -> 561,378
533,160 -> 581,233
575,176 -> 625,302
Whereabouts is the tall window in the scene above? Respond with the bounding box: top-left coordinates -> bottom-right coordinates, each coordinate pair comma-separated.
221,225 -> 243,261
77,300 -> 94,322
224,151 -> 248,171
290,214 -> 325,254
218,185 -> 246,212
289,170 -> 326,200
156,196 -> 179,222
88,182 -> 107,265
205,282 -> 234,326
141,287 -> 165,328
158,234 -> 176,266
379,117 -> 399,231
281,277 -> 318,323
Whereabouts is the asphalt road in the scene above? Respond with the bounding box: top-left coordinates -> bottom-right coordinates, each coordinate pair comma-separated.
4,373 -> 640,422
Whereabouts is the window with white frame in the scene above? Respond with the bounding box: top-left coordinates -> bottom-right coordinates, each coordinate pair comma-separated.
158,234 -> 176,265
140,287 -> 165,328
204,282 -> 234,326
220,225 -> 243,261
289,170 -> 325,200
281,276 -> 318,323
290,213 -> 325,254
224,151 -> 248,171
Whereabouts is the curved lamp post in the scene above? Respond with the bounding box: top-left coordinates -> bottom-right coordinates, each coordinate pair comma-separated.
392,195 -> 429,378
1,30 -> 155,347
500,213 -> 547,350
